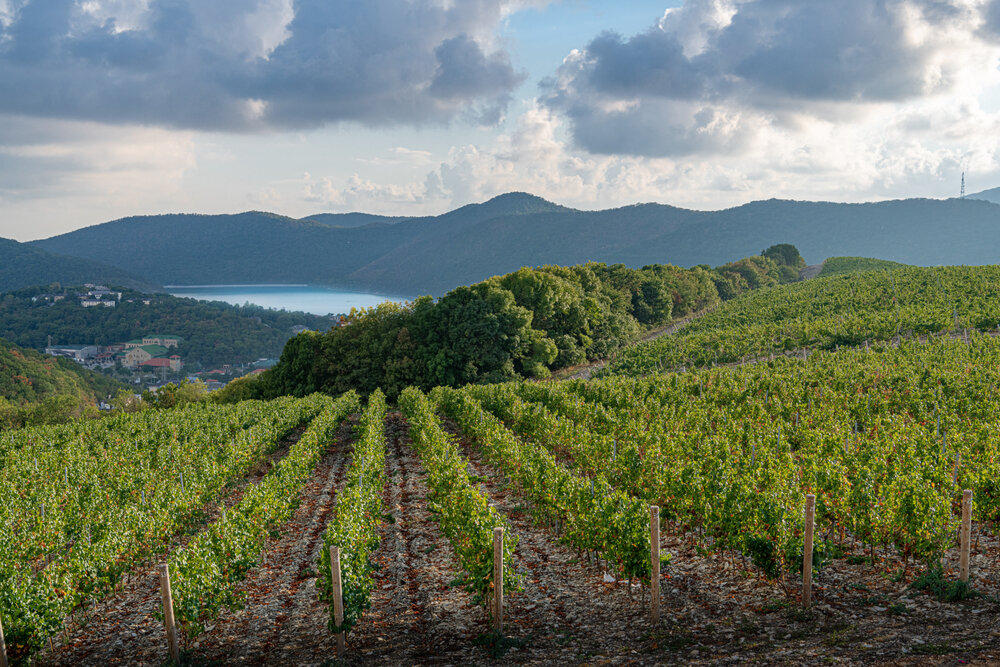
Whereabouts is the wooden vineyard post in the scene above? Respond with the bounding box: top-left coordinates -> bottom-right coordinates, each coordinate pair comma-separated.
158,563 -> 180,665
650,505 -> 660,626
329,546 -> 346,656
802,494 -> 816,607
493,527 -> 504,632
960,490 -> 973,583
0,614 -> 8,667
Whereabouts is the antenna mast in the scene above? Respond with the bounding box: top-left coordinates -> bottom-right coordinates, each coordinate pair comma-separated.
960,153 -> 971,199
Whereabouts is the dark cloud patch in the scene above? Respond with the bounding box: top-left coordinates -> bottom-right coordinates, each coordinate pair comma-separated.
983,0 -> 1000,37
430,34 -> 524,101
560,99 -> 757,156
543,0 -> 994,157
0,0 -> 525,130
584,29 -> 708,100
6,0 -> 74,64
718,1 -> 939,101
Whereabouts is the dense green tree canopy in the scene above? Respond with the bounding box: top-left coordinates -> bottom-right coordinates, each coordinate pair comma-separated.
0,338 -> 122,430
252,252 -> 791,400
0,286 -> 334,369
762,243 -> 806,269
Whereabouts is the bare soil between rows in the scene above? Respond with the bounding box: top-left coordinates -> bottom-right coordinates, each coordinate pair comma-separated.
34,414 -> 1000,666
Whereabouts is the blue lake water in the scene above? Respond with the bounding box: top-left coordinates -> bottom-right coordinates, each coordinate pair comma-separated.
165,285 -> 410,316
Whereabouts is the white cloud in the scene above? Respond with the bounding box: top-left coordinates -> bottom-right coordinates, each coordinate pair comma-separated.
0,114 -> 196,239
274,90 -> 1000,217
0,0 -> 535,131
542,0 -> 1000,157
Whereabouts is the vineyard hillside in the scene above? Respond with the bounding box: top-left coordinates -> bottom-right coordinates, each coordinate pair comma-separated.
608,263 -> 1000,376
3,262 -> 1000,665
816,256 -> 910,277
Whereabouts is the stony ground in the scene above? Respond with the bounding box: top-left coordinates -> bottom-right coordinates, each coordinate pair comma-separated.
34,414 -> 1000,666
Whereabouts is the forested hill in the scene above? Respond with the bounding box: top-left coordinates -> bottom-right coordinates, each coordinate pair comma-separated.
970,187 -> 1000,205
0,338 -> 122,428
34,193 -> 1000,297
0,237 -> 157,293
222,247 -> 803,402
0,286 -> 335,369
299,212 -> 408,228
33,193 -> 570,293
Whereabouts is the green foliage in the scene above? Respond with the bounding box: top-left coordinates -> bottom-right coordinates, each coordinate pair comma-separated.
0,338 -> 120,430
264,256 -> 777,399
468,329 -> 1000,578
0,285 -> 334,369
141,380 -> 209,409
0,395 -> 325,660
210,376 -> 264,404
818,256 -> 910,277
398,387 -> 517,609
0,238 -> 154,294
318,390 -> 388,635
608,264 -> 1000,376
910,565 -> 977,602
436,386 -> 651,580
762,244 -> 806,270
109,388 -> 144,414
170,392 -> 359,638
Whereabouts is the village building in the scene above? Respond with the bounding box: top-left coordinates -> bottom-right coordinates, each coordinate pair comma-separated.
80,297 -> 116,308
124,344 -> 169,368
31,294 -> 65,304
44,345 -> 99,362
142,335 -> 183,348
140,356 -> 183,372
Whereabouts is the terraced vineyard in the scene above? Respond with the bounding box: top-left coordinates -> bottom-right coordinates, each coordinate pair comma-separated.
3,264 -> 1000,664
607,264 -> 1000,375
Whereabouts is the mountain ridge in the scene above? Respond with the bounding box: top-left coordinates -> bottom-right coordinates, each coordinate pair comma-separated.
0,237 -> 159,293
30,193 -> 1000,296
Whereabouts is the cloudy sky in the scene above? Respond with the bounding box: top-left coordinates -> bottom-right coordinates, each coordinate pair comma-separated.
3,0 -> 1000,241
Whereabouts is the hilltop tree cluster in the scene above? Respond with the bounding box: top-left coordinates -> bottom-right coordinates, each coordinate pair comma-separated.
241,246 -> 802,400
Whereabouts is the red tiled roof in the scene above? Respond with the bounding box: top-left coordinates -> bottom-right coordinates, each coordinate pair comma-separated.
140,358 -> 173,368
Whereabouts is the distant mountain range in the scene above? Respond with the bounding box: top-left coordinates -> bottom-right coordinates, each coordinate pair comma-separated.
300,212 -> 408,228
969,187 -> 1000,205
21,192 -> 1000,297
0,237 -> 158,294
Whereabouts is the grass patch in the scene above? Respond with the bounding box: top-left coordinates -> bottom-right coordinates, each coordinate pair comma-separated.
888,602 -> 908,615
822,624 -> 859,648
762,599 -> 790,613
783,606 -> 814,623
910,566 -> 977,602
473,630 -> 529,658
649,627 -> 695,650
857,594 -> 888,607
912,642 -> 957,656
